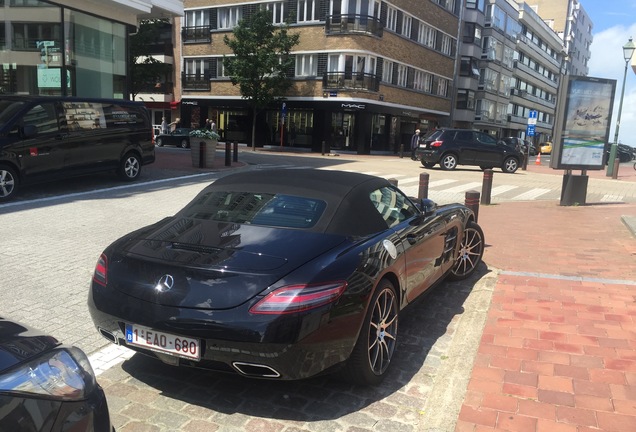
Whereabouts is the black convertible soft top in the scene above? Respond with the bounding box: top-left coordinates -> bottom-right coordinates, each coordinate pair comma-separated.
190,169 -> 396,236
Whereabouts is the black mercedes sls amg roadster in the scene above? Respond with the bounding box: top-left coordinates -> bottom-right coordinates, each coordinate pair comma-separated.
88,169 -> 484,385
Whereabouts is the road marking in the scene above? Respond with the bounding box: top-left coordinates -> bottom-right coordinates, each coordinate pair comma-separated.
441,182 -> 482,194
601,194 -> 624,202
490,185 -> 519,196
428,179 -> 459,188
501,271 -> 636,286
511,188 -> 551,200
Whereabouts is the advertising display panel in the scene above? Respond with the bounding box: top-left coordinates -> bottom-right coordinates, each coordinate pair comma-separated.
551,76 -> 616,170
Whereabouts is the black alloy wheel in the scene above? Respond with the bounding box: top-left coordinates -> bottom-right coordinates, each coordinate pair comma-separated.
156,138 -> 163,147
343,279 -> 399,385
180,139 -> 188,149
448,221 -> 484,281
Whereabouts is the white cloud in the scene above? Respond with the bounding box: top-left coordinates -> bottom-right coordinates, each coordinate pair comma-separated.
588,24 -> 636,146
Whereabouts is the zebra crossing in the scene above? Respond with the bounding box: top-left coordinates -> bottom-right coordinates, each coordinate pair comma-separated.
251,163 -> 627,203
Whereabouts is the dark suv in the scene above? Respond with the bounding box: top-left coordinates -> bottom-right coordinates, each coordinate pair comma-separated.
415,129 -> 523,173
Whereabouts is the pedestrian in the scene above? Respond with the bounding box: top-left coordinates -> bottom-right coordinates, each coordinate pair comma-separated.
161,117 -> 168,135
411,129 -> 421,160
210,119 -> 217,133
169,117 -> 180,132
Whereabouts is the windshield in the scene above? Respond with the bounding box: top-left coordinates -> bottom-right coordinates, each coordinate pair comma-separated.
0,100 -> 25,130
181,191 -> 327,229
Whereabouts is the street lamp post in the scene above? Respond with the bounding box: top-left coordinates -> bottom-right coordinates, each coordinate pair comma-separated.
607,37 -> 636,177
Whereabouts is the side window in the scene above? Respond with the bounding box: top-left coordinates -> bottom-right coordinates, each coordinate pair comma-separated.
369,186 -> 419,228
62,102 -> 106,131
476,132 -> 497,145
20,103 -> 60,135
455,131 -> 473,141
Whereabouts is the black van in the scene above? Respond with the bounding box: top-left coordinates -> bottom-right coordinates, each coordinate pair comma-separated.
0,96 -> 155,202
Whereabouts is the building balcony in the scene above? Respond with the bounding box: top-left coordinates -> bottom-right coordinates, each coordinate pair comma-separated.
322,72 -> 380,92
182,26 -> 211,44
182,74 -> 210,91
325,14 -> 383,37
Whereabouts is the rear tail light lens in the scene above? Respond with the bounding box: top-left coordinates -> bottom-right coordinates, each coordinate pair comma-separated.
250,281 -> 347,315
93,253 -> 108,286
430,140 -> 443,147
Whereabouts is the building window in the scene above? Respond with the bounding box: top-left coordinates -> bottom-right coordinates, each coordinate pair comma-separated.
386,6 -> 397,32
382,60 -> 394,83
419,24 -> 436,48
396,64 -> 407,87
297,0 -> 317,22
264,2 -> 285,24
437,77 -> 448,97
402,15 -> 412,37
466,0 -> 485,11
413,70 -> 425,91
441,34 -> 452,55
218,6 -> 242,29
295,54 -> 317,76
456,89 -> 475,109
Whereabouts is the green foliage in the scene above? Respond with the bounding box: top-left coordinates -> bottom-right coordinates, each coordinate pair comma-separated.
189,129 -> 220,140
223,10 -> 300,111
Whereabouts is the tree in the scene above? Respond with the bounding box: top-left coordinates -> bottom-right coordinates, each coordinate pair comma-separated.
223,10 -> 300,150
129,19 -> 173,101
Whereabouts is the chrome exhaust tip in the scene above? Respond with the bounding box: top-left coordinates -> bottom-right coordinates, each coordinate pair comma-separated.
232,362 -> 281,378
98,327 -> 118,344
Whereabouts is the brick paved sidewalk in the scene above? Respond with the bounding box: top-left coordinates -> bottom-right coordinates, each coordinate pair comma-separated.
456,201 -> 636,432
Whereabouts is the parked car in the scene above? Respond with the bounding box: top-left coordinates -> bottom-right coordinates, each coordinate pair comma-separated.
0,95 -> 155,202
155,128 -> 193,148
502,137 -> 537,156
604,143 -> 636,164
88,169 -> 484,385
0,317 -> 112,431
415,128 -> 523,173
539,142 -> 552,154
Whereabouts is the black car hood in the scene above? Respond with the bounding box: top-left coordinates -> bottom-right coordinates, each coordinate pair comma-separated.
106,217 -> 348,310
0,318 -> 59,373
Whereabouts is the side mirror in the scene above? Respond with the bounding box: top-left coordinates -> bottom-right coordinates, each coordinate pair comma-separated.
419,198 -> 437,216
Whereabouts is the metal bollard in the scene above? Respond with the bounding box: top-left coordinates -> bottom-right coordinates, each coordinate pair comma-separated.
399,143 -> 404,159
465,190 -> 480,223
233,140 -> 238,162
481,169 -> 493,205
225,142 -> 231,166
199,141 -> 206,168
388,178 -> 398,187
322,140 -> 326,156
522,151 -> 528,171
612,157 -> 620,180
418,172 -> 429,200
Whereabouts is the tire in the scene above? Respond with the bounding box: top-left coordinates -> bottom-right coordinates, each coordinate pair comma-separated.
343,279 -> 399,385
502,157 -> 519,173
180,139 -> 188,149
118,152 -> 141,181
440,154 -> 458,170
421,160 -> 435,168
156,138 -> 163,147
448,221 -> 484,281
0,166 -> 19,202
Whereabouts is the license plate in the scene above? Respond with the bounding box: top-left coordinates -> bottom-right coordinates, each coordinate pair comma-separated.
125,324 -> 201,361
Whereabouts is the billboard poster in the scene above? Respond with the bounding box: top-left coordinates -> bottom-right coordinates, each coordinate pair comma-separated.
554,76 -> 616,170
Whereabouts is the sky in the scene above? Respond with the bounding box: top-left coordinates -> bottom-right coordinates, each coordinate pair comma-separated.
585,0 -> 636,147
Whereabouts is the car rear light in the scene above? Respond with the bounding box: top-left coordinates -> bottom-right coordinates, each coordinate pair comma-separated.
250,281 -> 347,315
430,140 -> 443,147
93,253 -> 108,286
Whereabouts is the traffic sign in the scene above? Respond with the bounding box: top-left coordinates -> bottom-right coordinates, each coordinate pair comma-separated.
527,124 -> 535,136
528,110 -> 538,125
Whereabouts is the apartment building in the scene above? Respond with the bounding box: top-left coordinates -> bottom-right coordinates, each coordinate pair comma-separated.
525,0 -> 592,76
0,0 -> 183,98
178,0 -> 460,153
453,0 -> 564,144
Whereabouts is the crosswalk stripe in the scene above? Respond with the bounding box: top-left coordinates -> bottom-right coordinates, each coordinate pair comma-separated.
441,182 -> 482,193
428,179 -> 459,188
511,188 -> 551,200
490,185 -> 519,196
601,194 -> 624,202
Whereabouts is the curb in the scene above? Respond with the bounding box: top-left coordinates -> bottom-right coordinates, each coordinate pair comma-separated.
622,215 -> 636,237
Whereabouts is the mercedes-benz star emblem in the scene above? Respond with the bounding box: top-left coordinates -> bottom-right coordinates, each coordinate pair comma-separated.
155,274 -> 174,292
